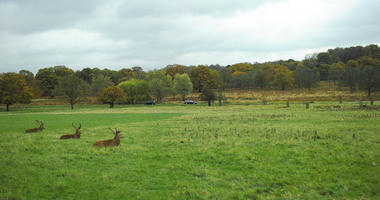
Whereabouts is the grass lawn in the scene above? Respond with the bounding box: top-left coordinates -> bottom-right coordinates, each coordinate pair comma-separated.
0,103 -> 379,199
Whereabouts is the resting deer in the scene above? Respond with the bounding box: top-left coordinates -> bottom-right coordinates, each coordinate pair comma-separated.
25,120 -> 45,133
60,123 -> 82,139
93,128 -> 123,147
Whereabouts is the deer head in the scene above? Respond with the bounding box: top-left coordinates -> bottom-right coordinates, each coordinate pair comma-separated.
25,120 -> 45,133
109,128 -> 123,139
72,123 -> 82,136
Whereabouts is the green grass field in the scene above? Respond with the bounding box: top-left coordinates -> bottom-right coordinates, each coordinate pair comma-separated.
0,103 -> 379,199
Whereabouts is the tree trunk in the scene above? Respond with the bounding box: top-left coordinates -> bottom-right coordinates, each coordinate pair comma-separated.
6,104 -> 9,112
208,100 -> 211,106
71,103 -> 74,110
110,102 -> 114,108
282,85 -> 285,90
368,87 -> 371,97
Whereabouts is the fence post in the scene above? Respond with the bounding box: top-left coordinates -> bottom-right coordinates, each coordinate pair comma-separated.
339,96 -> 343,104
305,102 -> 309,109
286,101 -> 290,108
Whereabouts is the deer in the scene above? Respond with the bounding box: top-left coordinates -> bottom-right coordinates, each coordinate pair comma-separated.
60,123 -> 82,139
93,128 -> 123,147
25,120 -> 45,133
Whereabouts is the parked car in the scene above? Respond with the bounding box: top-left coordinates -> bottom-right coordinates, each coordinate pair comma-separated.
184,100 -> 197,104
145,100 -> 156,105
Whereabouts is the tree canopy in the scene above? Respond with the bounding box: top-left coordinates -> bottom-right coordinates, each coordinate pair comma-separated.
0,73 -> 33,111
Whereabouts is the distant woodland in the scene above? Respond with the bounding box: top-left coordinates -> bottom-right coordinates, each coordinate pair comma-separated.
1,44 -> 380,110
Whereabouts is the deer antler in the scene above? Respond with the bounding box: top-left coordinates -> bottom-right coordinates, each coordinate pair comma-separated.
78,123 -> 81,129
72,123 -> 76,129
109,128 -> 116,135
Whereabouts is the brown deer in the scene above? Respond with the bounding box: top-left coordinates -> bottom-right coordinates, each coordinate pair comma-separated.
25,120 -> 45,133
60,123 -> 82,139
93,128 -> 123,147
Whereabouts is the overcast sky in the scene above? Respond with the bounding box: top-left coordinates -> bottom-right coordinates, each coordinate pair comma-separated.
0,0 -> 379,73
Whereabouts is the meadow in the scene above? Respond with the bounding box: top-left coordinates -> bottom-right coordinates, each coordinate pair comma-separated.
0,102 -> 379,199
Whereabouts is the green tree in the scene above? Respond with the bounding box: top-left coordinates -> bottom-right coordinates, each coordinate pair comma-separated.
118,79 -> 150,104
76,67 -> 94,85
132,66 -> 146,80
52,66 -> 74,77
173,73 -> 193,101
200,84 -> 216,106
209,65 -> 233,90
0,73 -> 33,111
328,62 -> 344,86
253,69 -> 269,89
341,60 -> 360,92
118,68 -> 136,83
293,65 -> 318,89
91,75 -> 114,96
358,61 -> 380,97
55,74 -> 90,109
19,70 -> 40,97
98,86 -> 126,108
35,68 -> 58,97
146,70 -> 173,103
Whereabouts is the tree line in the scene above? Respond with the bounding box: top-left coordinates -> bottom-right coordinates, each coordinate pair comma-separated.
1,44 -> 380,111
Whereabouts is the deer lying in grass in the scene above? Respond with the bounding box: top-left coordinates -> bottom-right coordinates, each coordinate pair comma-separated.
25,120 -> 45,133
93,128 -> 123,147
60,123 -> 82,139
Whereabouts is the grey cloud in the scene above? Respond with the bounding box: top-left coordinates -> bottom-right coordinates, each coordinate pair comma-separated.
0,0 -> 379,73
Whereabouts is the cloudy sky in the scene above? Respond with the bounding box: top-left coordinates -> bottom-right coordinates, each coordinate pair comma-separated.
0,0 -> 379,73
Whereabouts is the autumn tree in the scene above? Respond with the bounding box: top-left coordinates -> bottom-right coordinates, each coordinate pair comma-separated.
55,74 -> 90,109
173,73 -> 193,101
189,65 -> 219,92
267,64 -> 293,90
227,63 -> 255,73
165,64 -> 186,80
98,86 -> 126,108
0,73 -> 33,111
